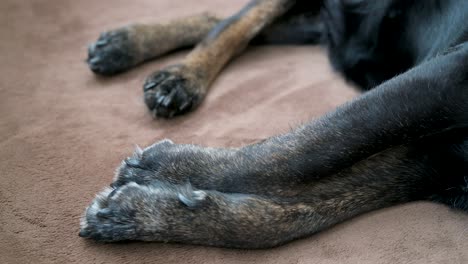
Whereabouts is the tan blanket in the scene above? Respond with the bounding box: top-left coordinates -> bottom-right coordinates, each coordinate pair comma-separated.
1,0 -> 468,263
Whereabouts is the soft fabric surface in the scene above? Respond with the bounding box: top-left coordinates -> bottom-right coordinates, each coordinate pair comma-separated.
1,0 -> 468,263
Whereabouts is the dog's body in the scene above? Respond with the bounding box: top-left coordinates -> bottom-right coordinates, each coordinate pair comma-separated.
80,0 -> 468,248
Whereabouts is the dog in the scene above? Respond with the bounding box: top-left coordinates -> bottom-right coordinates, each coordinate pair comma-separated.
79,0 -> 468,248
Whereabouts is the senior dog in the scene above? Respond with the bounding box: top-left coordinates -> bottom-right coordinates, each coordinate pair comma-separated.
80,0 -> 468,248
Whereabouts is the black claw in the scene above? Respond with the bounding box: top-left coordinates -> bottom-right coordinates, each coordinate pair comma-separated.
143,82 -> 158,91
125,157 -> 142,168
161,96 -> 173,108
179,101 -> 191,112
156,93 -> 165,105
96,39 -> 108,47
88,57 -> 102,72
88,57 -> 100,65
108,186 -> 119,196
161,98 -> 172,108
143,72 -> 170,92
97,208 -> 113,219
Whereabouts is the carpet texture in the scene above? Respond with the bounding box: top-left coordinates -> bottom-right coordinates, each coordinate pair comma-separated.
1,0 -> 468,263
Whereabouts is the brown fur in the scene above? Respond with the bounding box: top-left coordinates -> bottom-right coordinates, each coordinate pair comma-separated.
127,13 -> 221,64
80,0 -> 468,249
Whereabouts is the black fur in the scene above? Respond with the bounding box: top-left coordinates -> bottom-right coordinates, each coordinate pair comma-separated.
80,0 -> 468,248
321,0 -> 468,89
317,0 -> 468,209
254,0 -> 468,208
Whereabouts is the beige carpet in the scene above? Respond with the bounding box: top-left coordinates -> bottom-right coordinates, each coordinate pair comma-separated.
1,0 -> 468,263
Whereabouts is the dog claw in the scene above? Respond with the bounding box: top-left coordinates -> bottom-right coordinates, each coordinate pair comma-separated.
96,39 -> 108,47
179,101 -> 191,112
88,57 -> 100,64
162,94 -> 174,108
97,208 -> 113,219
125,157 -> 141,168
144,82 -> 158,91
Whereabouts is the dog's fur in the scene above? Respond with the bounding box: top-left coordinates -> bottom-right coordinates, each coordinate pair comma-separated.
80,0 -> 468,248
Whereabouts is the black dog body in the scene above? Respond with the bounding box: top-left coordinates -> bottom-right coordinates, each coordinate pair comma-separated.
80,0 -> 468,248
318,0 -> 468,207
248,0 -> 468,210
276,0 -> 467,89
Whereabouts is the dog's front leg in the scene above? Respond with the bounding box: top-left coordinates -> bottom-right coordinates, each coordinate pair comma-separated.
80,45 -> 468,248
80,139 -> 460,248
108,44 -> 468,194
244,42 -> 468,179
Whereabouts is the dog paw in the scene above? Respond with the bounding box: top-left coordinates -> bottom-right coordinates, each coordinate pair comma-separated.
143,65 -> 205,118
79,182 -> 208,242
110,139 -> 239,190
111,139 -> 177,188
79,186 -> 138,241
87,28 -> 138,75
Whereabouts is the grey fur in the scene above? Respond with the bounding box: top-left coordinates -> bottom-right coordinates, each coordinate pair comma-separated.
81,0 -> 468,248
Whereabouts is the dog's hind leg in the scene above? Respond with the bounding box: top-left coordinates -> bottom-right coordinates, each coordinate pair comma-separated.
87,13 -> 222,75
143,0 -> 295,118
87,1 -> 326,117
253,1 -> 325,45
86,1 -> 326,76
